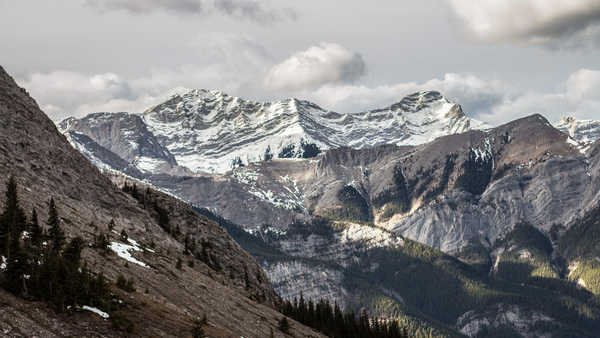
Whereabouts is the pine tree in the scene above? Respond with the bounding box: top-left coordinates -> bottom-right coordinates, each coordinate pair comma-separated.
4,233 -> 29,296
0,176 -> 27,257
191,319 -> 206,338
29,208 -> 43,249
120,229 -> 128,242
108,219 -> 115,232
278,317 -> 290,333
47,198 -> 64,253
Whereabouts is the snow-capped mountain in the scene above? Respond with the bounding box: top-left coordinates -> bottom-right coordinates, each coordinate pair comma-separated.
555,116 -> 600,145
59,112 -> 179,174
62,89 -> 487,174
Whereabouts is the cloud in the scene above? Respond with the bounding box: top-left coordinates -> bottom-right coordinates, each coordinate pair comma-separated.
18,33 -> 273,121
265,43 -> 366,90
300,70 -> 600,126
446,0 -> 600,48
16,28 -> 600,127
301,73 -> 506,117
18,71 -> 135,120
84,0 -> 296,22
566,68 -> 600,100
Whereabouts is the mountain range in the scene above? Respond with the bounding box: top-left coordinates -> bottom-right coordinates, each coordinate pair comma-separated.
57,86 -> 600,337
59,89 -> 488,174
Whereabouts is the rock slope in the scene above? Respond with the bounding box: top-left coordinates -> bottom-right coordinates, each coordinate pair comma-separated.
0,65 -> 323,338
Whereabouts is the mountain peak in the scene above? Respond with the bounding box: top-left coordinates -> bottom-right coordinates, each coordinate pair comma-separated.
389,90 -> 447,113
64,87 -> 486,173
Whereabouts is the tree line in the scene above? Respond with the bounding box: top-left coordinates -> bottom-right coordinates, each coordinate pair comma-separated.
279,293 -> 408,338
0,176 -> 110,312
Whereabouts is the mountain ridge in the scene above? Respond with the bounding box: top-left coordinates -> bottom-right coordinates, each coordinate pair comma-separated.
61,89 -> 487,174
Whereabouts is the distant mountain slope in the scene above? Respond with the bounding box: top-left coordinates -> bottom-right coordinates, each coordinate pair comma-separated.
150,114 -> 594,252
0,65 -> 323,338
59,112 -> 180,174
555,116 -> 600,153
142,113 -> 600,337
62,89 -> 486,173
56,76 -> 600,337
555,116 -> 600,143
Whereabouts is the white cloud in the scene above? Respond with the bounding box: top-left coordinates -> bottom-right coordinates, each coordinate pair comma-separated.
566,68 -> 600,100
301,71 -> 600,126
84,0 -> 296,22
265,43 -> 366,90
18,33 -> 272,121
18,71 -> 134,120
16,27 -> 600,128
447,0 -> 600,48
302,73 -> 506,117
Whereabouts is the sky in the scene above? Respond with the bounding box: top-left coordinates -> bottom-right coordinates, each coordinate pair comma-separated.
1,0 -> 600,124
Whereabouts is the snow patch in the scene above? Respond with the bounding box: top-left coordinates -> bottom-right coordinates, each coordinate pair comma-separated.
82,305 -> 110,319
110,241 -> 149,268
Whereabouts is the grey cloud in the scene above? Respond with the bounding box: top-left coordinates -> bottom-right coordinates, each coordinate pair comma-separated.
84,0 -> 203,14
447,0 -> 600,49
17,34 -> 274,121
84,0 -> 296,22
215,0 -> 296,22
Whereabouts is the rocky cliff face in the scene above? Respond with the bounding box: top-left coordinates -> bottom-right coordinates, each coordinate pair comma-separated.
0,65 -> 323,338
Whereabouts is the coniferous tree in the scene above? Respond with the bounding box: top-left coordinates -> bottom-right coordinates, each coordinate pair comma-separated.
28,208 -> 43,249
0,180 -> 110,314
0,176 -> 27,258
191,319 -> 206,338
4,233 -> 29,296
278,317 -> 290,333
47,198 -> 64,253
120,229 -> 128,242
108,219 -> 116,232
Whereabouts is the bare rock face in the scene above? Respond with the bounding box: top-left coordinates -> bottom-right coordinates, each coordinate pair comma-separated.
59,112 -> 180,174
456,303 -> 555,338
0,65 -> 324,338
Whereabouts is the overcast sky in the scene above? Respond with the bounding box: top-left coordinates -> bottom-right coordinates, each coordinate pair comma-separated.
1,0 -> 600,124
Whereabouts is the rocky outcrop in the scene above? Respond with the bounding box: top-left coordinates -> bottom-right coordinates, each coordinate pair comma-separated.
456,304 -> 555,338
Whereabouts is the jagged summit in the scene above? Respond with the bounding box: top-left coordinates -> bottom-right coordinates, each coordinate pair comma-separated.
62,89 -> 487,174
388,90 -> 446,112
